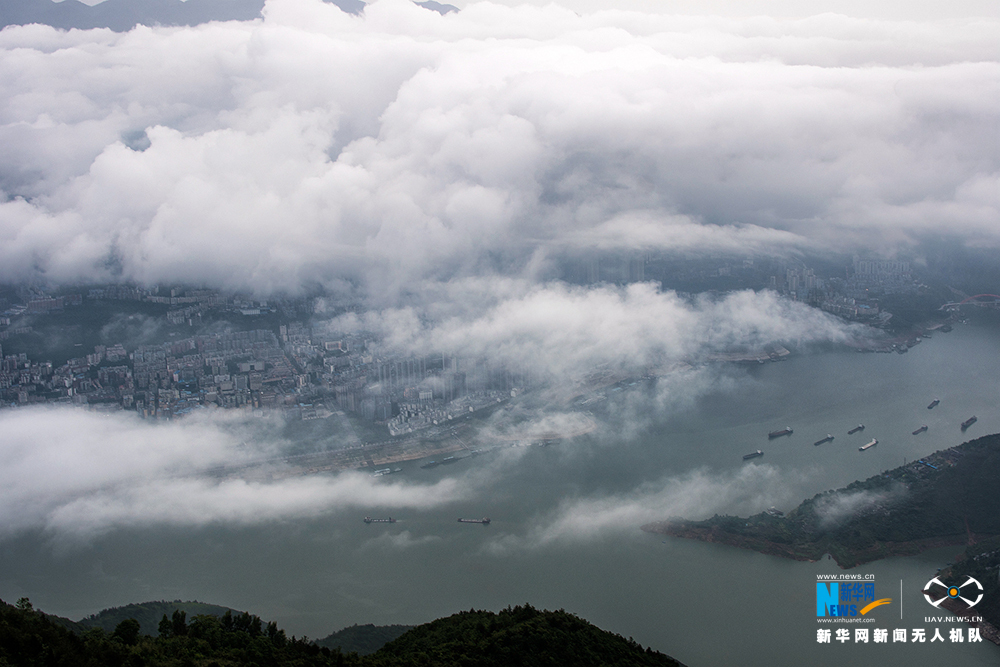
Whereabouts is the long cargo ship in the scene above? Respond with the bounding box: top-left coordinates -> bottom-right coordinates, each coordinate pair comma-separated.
927,399 -> 940,409
363,517 -> 396,524
848,424 -> 865,435
768,427 -> 793,439
743,450 -> 764,460
961,416 -> 977,430
912,425 -> 928,435
458,517 -> 491,524
859,439 -> 878,451
813,434 -> 834,446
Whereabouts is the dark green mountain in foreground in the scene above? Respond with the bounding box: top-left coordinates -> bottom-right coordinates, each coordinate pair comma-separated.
78,600 -> 237,636
316,623 -> 413,655
74,599 -> 407,653
0,599 -> 686,667
370,606 -> 683,666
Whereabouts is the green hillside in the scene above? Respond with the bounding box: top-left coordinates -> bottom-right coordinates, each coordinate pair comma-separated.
368,605 -> 685,667
646,433 -> 1000,569
316,623 -> 413,655
78,600 -> 237,636
0,599 -> 686,667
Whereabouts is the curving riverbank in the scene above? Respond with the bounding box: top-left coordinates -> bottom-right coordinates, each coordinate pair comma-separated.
643,433 -> 1000,567
641,520 -> 970,569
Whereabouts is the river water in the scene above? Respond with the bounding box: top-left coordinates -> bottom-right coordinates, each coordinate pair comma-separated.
2,321 -> 999,666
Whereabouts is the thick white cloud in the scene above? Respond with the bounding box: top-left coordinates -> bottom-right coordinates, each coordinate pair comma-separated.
9,3 -> 975,542
483,463 -> 796,552
0,407 -> 466,539
0,0 -> 997,293
815,485 -> 906,528
331,281 -> 861,383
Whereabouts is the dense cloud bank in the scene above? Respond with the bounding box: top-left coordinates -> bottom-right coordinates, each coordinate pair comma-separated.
330,281 -> 859,383
484,463 -> 795,552
1,0 -> 997,295
0,407 -> 465,539
1,2 -> 994,542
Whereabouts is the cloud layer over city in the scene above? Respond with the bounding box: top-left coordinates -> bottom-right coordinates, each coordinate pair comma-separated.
329,280 -> 860,383
1,0 -> 997,296
1,0 -> 997,545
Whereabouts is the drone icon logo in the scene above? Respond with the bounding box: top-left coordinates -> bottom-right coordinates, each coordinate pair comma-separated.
923,576 -> 984,608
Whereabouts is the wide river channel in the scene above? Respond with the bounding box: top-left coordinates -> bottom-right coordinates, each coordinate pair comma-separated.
2,320 -> 999,666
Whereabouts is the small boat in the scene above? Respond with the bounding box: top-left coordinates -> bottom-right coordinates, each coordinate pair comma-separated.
912,425 -> 928,435
859,439 -> 878,451
813,434 -> 834,446
743,450 -> 764,460
848,424 -> 865,435
961,416 -> 977,430
927,399 -> 940,409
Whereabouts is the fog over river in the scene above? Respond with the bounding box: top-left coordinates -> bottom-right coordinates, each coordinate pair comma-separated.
3,321 -> 999,666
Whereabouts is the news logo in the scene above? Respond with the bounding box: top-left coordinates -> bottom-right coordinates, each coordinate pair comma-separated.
817,581 -> 892,617
923,576 -> 984,609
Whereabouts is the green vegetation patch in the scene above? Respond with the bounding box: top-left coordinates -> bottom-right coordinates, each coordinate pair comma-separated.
1,599 -> 685,667
78,600 -> 237,636
371,605 -> 685,667
316,623 -> 413,655
647,433 -> 1000,569
937,535 -> 1000,633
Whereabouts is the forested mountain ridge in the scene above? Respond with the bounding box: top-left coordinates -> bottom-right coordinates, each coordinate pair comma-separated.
0,598 -> 687,666
645,433 -> 1000,568
78,600 -> 238,636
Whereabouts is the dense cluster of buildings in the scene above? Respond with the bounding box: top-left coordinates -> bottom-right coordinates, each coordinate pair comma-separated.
318,334 -> 527,433
844,257 -> 916,299
0,291 -> 528,435
0,251 -> 926,423
0,330 -> 301,418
